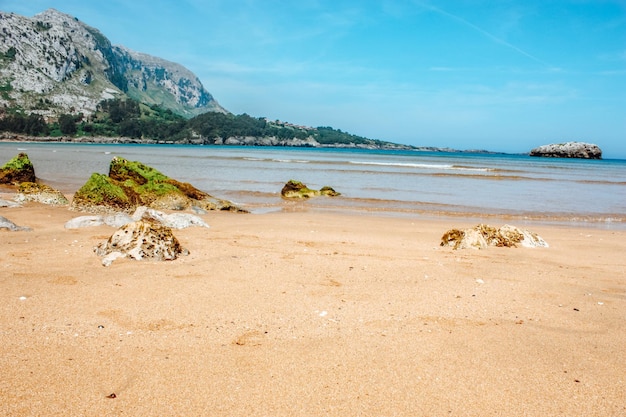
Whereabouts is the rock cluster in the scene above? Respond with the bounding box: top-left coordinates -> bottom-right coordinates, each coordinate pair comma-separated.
441,224 -> 548,250
71,156 -> 245,213
529,142 -> 602,159
281,180 -> 340,199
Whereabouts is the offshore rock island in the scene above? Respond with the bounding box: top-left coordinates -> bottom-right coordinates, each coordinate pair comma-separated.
529,141 -> 602,159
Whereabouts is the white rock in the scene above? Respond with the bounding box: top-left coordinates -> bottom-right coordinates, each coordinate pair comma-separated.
0,199 -> 22,208
103,213 -> 134,228
64,216 -> 104,229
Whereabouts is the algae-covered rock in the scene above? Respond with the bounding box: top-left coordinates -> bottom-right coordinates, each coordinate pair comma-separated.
441,224 -> 548,250
71,173 -> 138,213
281,180 -> 341,199
72,157 -> 246,213
15,182 -> 69,206
0,153 -> 36,184
319,186 -> 341,197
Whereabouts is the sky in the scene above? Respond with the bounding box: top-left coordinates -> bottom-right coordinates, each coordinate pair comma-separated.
3,1 -> 626,157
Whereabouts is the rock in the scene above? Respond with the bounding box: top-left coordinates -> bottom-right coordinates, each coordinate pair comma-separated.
161,213 -> 209,229
64,208 -> 207,230
0,215 -> 31,231
131,206 -> 209,229
94,220 -> 189,266
0,153 -> 36,184
64,213 -> 134,229
14,182 -> 69,205
440,224 -> 548,250
103,213 -> 134,228
71,173 -> 136,214
499,224 -> 549,248
281,180 -> 341,199
71,157 -> 246,213
0,199 -> 22,208
64,215 -> 105,229
319,186 -> 341,197
529,142 -> 602,159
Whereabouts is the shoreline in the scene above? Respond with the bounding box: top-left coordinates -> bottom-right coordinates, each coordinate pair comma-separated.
1,201 -> 625,416
2,141 -> 625,230
2,184 -> 625,231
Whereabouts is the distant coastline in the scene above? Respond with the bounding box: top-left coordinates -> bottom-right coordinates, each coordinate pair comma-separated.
0,133 -> 507,154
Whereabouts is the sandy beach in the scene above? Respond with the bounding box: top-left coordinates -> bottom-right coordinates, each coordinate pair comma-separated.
1,196 -> 625,416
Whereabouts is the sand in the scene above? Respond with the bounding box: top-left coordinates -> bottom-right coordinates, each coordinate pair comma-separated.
1,197 -> 625,416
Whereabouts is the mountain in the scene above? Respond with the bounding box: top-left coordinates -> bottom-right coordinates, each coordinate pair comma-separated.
0,8 -> 225,119
0,8 -> 417,150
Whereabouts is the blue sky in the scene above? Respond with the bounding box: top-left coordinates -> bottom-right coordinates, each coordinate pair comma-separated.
3,1 -> 626,157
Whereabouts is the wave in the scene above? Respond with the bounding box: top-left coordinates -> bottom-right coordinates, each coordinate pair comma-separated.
348,160 -> 495,172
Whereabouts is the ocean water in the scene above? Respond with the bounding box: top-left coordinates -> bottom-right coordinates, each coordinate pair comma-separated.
1,143 -> 625,229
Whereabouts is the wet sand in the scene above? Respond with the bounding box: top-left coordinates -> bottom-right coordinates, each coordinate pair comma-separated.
1,197 -> 625,416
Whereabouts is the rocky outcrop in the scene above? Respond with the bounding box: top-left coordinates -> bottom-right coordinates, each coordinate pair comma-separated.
281,180 -> 340,199
94,220 -> 188,266
14,182 -> 69,205
440,224 -> 548,250
71,156 -> 246,214
0,153 -> 36,184
0,9 -> 225,119
529,142 -> 602,159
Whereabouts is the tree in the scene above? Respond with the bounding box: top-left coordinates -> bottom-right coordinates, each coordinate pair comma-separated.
58,114 -> 77,135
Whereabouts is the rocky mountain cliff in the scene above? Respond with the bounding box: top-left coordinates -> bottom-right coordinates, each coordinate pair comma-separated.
0,8 -> 225,120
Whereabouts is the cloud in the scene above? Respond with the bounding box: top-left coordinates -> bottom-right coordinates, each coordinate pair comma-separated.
414,1 -> 553,68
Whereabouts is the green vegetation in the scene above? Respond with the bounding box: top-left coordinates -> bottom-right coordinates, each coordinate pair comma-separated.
75,173 -> 129,205
0,97 -> 397,147
1,152 -> 33,171
109,156 -> 169,184
0,47 -> 17,61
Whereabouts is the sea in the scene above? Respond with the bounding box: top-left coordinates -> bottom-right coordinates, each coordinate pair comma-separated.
1,142 -> 625,229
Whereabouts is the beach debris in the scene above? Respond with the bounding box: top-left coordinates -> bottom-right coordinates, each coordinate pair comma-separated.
94,219 -> 189,267
440,224 -> 548,250
0,215 -> 32,231
71,156 -> 247,214
0,153 -> 36,185
281,179 -> 340,199
14,182 -> 69,206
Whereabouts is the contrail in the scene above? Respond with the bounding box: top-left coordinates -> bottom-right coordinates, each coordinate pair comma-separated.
417,2 -> 553,67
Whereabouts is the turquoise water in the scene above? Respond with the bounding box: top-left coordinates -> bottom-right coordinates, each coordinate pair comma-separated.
1,143 -> 625,228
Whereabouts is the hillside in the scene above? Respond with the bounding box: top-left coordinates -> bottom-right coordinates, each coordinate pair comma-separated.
0,8 -> 411,149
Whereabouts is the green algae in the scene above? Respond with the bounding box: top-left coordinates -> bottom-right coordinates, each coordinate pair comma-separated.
0,153 -> 36,184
